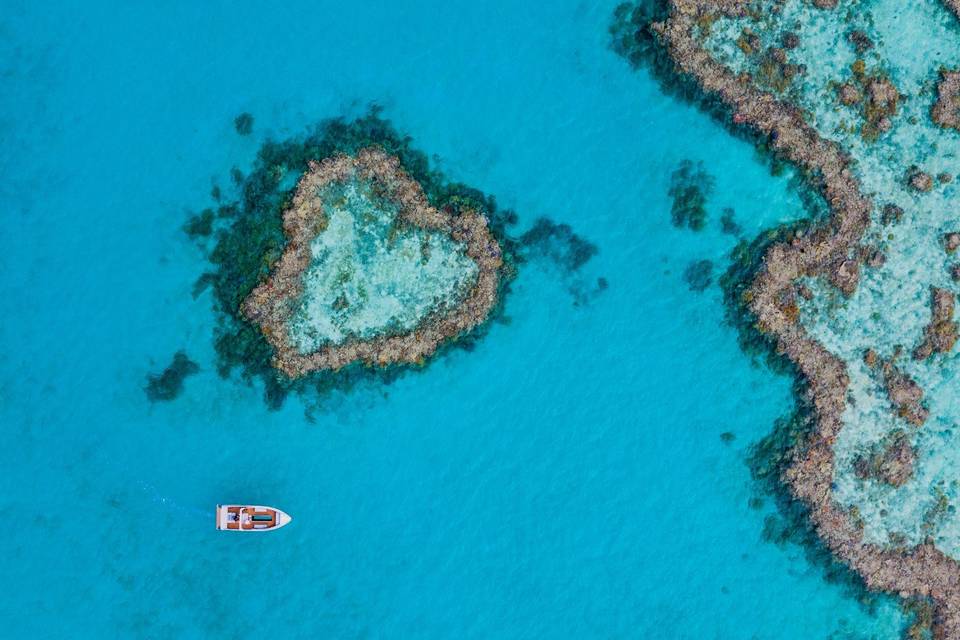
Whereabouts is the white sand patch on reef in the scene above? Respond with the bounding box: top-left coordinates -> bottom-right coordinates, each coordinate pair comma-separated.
289,178 -> 478,352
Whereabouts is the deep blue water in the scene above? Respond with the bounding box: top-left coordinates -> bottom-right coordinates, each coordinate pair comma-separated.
0,2 -> 906,638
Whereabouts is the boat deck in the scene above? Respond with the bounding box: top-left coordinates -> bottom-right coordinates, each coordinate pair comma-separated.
216,505 -> 290,531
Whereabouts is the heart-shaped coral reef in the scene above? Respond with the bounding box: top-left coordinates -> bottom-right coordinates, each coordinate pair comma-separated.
241,148 -> 503,377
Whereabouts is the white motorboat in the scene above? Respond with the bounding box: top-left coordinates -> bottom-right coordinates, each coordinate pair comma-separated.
216,504 -> 292,531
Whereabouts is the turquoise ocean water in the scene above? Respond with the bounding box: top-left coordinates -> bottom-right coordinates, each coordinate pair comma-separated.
0,2 -> 908,638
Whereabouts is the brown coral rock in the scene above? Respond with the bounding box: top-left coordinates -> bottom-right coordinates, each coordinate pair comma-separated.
945,232 -> 960,253
880,359 -> 930,426
881,203 -> 904,225
913,287 -> 958,361
837,82 -> 861,106
782,31 -> 800,49
909,169 -> 935,192
828,258 -> 860,295
913,287 -> 957,360
847,30 -> 874,54
932,69 -> 960,131
859,245 -> 886,268
852,431 -> 916,487
866,77 -> 899,112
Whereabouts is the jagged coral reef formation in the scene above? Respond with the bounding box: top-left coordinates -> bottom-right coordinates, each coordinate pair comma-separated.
613,0 -> 960,635
241,148 -> 502,378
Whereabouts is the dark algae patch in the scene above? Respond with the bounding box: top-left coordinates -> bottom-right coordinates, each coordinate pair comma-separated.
185,108 -> 597,409
183,208 -> 215,239
518,217 -> 606,306
234,112 -> 254,136
683,259 -> 713,292
145,351 -> 199,402
519,218 -> 597,272
668,160 -> 714,231
719,207 -> 742,236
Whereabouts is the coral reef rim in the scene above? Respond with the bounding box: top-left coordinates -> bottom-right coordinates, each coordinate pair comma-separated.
616,0 -> 960,635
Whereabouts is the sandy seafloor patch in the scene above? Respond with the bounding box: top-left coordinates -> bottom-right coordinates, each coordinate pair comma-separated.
0,1 -> 908,638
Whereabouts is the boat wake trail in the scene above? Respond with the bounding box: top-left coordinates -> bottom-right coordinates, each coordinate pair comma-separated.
136,480 -> 208,521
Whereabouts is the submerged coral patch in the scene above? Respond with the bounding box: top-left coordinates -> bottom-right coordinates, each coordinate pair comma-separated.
241,149 -> 502,377
517,217 -> 606,306
234,112 -> 254,136
668,159 -> 714,231
683,259 -> 714,292
852,429 -> 916,488
519,218 -> 598,272
145,351 -> 199,402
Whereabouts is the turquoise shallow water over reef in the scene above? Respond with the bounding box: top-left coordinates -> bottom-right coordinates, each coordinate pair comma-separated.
0,1 -> 916,638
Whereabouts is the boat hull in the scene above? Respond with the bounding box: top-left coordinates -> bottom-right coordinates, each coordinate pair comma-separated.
216,504 -> 292,531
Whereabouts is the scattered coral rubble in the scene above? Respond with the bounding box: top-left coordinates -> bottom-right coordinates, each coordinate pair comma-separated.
932,70 -> 960,131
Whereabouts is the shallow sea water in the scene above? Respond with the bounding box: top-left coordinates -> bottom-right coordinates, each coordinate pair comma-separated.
0,1 -> 907,638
